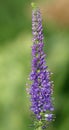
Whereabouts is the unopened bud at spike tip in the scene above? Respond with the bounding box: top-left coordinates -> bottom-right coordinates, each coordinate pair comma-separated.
31,2 -> 37,9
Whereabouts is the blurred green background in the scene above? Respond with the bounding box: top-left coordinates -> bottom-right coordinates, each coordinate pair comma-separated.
0,0 -> 69,130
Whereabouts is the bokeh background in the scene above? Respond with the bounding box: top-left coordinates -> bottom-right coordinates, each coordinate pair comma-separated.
0,0 -> 69,130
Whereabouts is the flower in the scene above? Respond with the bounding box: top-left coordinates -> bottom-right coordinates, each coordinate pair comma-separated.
27,3 -> 55,129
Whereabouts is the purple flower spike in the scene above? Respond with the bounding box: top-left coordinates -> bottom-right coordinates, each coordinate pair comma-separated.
27,3 -> 55,129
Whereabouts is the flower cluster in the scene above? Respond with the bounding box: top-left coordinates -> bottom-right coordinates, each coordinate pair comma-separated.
27,4 -> 55,129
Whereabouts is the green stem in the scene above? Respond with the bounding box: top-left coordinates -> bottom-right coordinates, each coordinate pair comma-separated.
36,127 -> 42,130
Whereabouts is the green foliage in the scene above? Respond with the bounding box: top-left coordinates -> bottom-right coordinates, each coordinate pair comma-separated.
0,0 -> 31,43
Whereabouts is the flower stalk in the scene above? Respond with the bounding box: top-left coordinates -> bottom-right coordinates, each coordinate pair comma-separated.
27,2 -> 55,130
